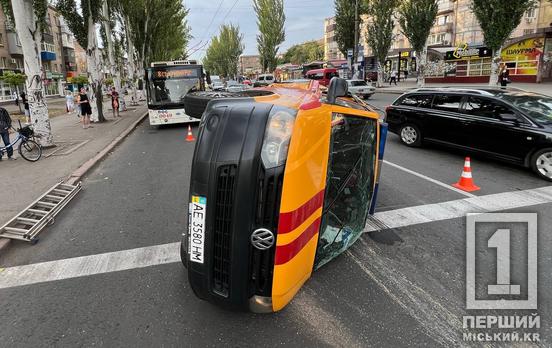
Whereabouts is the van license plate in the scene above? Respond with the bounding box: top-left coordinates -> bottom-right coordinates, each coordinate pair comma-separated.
189,196 -> 207,264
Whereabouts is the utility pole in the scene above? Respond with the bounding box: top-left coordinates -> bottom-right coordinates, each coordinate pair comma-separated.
353,0 -> 359,78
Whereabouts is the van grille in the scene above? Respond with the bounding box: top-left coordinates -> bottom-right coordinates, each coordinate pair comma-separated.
212,165 -> 237,297
250,167 -> 284,297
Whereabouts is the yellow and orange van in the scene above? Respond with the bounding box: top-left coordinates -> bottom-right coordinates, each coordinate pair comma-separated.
182,78 -> 388,312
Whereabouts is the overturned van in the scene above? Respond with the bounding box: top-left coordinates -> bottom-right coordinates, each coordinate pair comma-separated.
182,78 -> 388,312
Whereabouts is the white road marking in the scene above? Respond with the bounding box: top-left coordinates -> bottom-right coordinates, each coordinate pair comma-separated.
0,242 -> 180,290
383,160 -> 476,198
1,186 -> 552,290
365,184 -> 552,232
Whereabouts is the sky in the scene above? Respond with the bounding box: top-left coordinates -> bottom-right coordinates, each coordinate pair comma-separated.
184,0 -> 334,61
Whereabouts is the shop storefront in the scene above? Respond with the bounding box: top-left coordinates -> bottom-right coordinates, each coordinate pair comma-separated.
426,36 -> 546,83
0,69 -> 24,102
44,72 -> 64,96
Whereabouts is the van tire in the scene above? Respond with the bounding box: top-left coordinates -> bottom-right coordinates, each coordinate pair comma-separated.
184,91 -> 248,119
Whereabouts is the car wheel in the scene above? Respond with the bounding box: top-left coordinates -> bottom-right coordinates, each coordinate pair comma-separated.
399,124 -> 422,147
530,148 -> 552,181
183,91 -> 249,119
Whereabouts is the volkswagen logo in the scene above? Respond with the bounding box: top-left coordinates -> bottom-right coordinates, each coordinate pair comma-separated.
250,228 -> 275,250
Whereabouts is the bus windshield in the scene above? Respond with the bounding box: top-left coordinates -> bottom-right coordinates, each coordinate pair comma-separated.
146,66 -> 202,107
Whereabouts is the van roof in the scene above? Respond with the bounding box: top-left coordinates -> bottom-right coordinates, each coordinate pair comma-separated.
306,68 -> 337,74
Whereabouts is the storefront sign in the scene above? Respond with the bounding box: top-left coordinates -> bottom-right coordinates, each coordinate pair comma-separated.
501,38 -> 544,75
400,51 -> 410,58
446,44 -> 492,61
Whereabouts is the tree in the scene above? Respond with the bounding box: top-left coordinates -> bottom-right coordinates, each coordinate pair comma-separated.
334,0 -> 367,63
0,0 -> 53,146
101,0 -> 120,91
398,0 -> 439,87
365,0 -> 398,87
203,24 -> 244,79
57,0 -> 106,122
472,0 -> 538,86
254,0 -> 285,72
0,71 -> 26,113
281,41 -> 324,65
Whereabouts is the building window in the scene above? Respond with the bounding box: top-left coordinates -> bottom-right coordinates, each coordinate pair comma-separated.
0,33 -> 3,46
524,29 -> 535,36
1,57 -> 7,68
526,7 -> 536,19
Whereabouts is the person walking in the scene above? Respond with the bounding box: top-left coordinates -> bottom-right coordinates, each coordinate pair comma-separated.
65,90 -> 75,114
109,86 -> 120,118
0,107 -> 15,160
389,70 -> 398,86
76,87 -> 93,129
404,70 -> 409,81
20,92 -> 30,124
498,64 -> 510,88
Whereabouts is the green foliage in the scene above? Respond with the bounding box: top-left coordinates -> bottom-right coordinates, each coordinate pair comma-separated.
1,0 -> 47,32
254,0 -> 286,72
71,75 -> 89,85
281,41 -> 324,65
471,0 -> 538,51
105,77 -> 114,86
366,0 -> 398,64
0,71 -> 26,87
115,0 -> 191,66
56,0 -> 103,48
203,24 -> 244,78
398,0 -> 438,53
0,0 -> 14,23
334,0 -> 367,58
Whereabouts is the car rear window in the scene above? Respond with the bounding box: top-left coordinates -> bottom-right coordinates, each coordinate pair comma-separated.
398,94 -> 433,108
350,81 -> 367,87
432,95 -> 463,112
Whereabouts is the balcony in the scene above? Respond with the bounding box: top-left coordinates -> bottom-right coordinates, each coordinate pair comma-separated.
41,42 -> 57,61
431,22 -> 454,34
438,1 -> 454,14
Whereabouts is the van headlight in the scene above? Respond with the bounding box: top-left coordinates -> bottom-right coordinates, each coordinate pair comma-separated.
261,108 -> 296,169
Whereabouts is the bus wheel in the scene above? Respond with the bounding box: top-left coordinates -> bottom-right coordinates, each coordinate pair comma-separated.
184,91 -> 248,119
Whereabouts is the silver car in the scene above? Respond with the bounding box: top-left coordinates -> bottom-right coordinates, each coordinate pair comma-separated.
347,80 -> 376,99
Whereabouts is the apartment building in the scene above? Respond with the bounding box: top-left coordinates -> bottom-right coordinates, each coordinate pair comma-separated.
323,17 -> 346,62
238,55 -> 262,76
324,0 -> 552,82
0,5 -> 87,101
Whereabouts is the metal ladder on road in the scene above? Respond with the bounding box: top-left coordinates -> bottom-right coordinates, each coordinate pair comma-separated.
0,181 -> 82,243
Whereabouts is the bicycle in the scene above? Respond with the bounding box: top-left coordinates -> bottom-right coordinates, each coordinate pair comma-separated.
0,121 -> 42,162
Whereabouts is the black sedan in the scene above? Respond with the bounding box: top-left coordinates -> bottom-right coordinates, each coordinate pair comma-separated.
385,88 -> 552,181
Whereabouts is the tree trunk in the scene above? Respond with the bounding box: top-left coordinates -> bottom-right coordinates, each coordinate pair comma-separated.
123,15 -> 138,104
12,0 -> 53,147
376,61 -> 384,88
86,8 -> 105,122
489,47 -> 503,87
417,47 -> 428,88
102,0 -> 120,91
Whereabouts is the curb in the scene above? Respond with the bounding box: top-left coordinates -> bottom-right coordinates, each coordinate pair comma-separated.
0,111 -> 148,255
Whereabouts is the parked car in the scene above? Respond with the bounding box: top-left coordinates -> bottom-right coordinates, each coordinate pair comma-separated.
254,74 -> 275,87
305,68 -> 339,87
347,79 -> 376,99
385,88 -> 552,181
182,78 -> 388,312
225,80 -> 249,92
210,79 -> 225,91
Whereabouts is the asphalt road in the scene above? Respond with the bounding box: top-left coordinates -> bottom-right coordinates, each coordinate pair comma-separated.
0,93 -> 550,347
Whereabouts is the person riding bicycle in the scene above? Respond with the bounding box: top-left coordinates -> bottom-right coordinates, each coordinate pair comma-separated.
0,106 -> 15,160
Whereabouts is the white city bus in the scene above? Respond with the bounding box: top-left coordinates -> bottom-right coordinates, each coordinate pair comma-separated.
145,60 -> 207,125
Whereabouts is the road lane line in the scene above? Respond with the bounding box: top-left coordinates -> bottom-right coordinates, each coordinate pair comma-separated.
0,242 -> 180,290
383,160 -> 476,198
365,184 -> 552,232
1,186 -> 552,290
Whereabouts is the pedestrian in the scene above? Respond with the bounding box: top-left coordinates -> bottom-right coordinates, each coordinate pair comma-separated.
389,70 -> 398,86
65,90 -> 75,114
109,86 -> 120,118
498,64 -> 511,88
76,87 -> 93,129
0,106 -> 15,160
404,70 -> 408,81
13,91 -> 18,106
20,92 -> 30,124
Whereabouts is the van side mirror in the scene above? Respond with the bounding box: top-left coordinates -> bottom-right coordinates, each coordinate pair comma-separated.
327,77 -> 348,104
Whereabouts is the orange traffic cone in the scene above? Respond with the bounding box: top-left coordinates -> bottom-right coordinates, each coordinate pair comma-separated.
185,125 -> 195,142
453,157 -> 480,192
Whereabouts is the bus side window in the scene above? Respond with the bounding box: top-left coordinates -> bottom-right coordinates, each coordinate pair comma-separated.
314,113 -> 377,269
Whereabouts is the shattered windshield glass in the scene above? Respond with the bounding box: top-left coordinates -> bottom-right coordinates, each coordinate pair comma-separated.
314,114 -> 377,269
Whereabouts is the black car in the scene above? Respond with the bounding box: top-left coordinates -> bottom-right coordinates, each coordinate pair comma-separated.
385,88 -> 552,181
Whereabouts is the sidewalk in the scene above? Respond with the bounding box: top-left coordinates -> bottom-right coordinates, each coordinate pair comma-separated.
376,80 -> 552,96
0,103 -> 148,227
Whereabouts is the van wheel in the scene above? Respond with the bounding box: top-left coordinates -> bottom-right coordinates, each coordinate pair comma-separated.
183,91 -> 248,119
399,124 -> 423,147
530,148 -> 552,181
